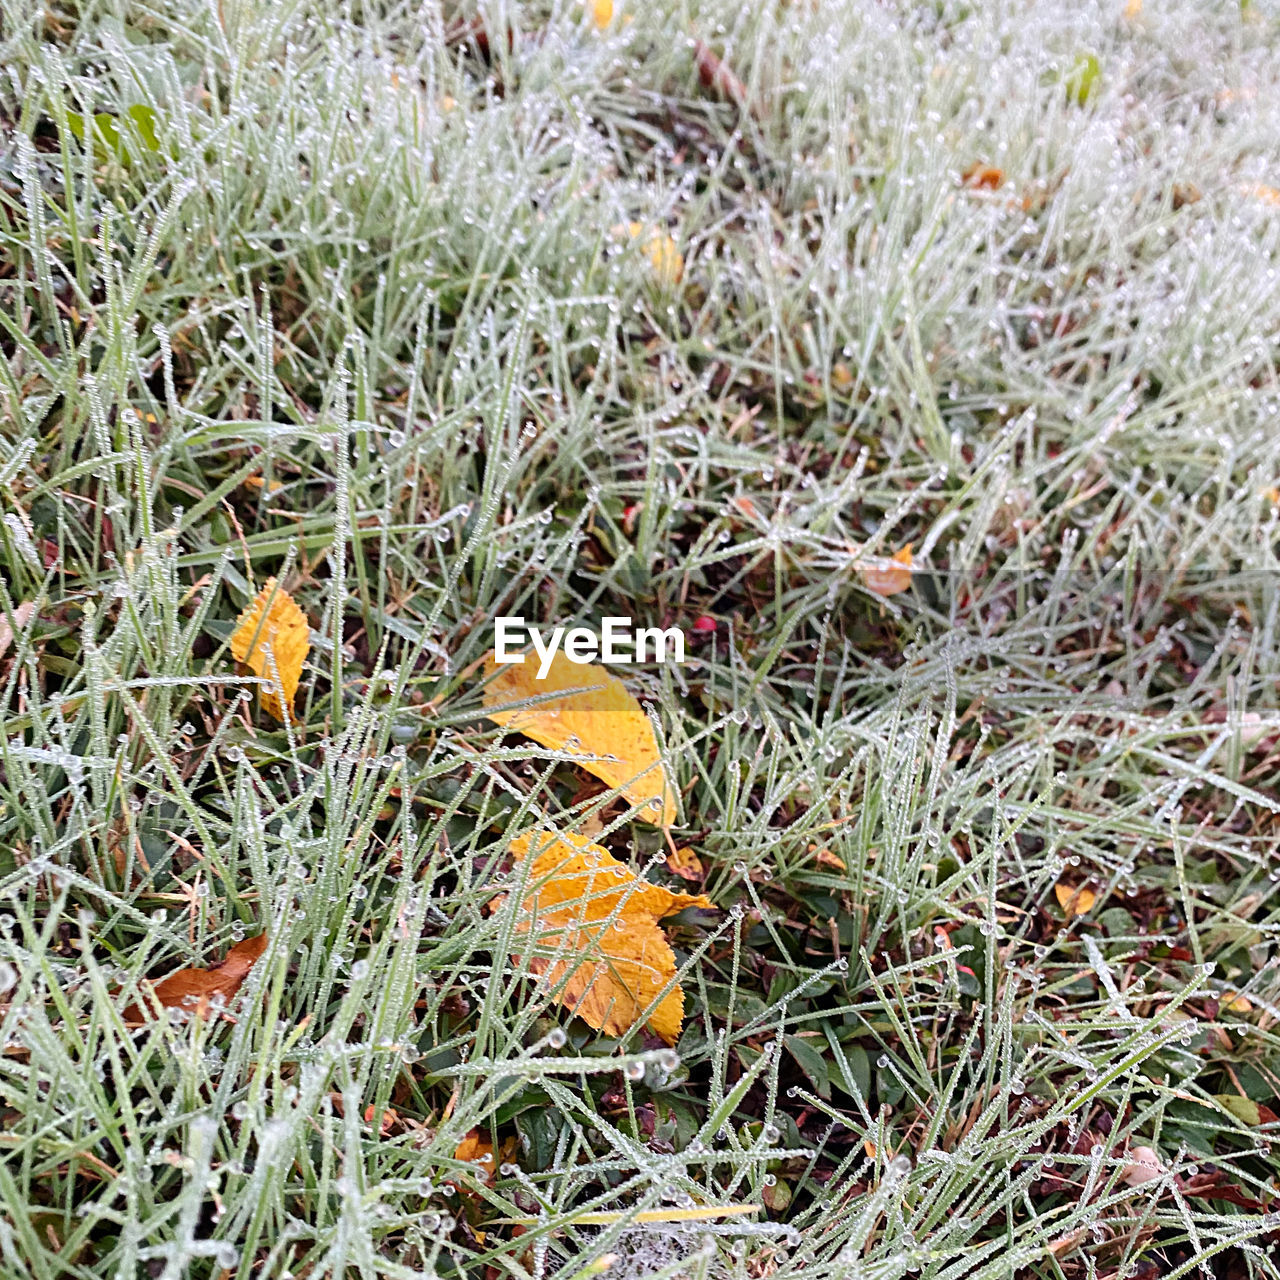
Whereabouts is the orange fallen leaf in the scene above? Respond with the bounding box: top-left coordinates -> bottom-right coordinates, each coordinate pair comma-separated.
364,1104 -> 399,1135
451,1130 -> 518,1188
666,845 -> 704,881
1242,183 -> 1280,206
962,163 -> 1004,190
482,650 -> 677,825
859,545 -> 913,597
1054,882 -> 1097,917
810,844 -> 847,871
244,474 -> 284,495
125,934 -> 268,1022
864,1140 -> 877,1159
230,578 -> 310,722
497,829 -> 712,1044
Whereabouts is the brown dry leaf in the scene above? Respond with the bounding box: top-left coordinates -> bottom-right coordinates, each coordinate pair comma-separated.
859,545 -> 913,597
665,846 -> 705,881
0,600 -> 35,661
1122,1145 -> 1166,1187
1048,1230 -> 1086,1257
482,650 -> 677,825
810,843 -> 847,871
693,39 -> 747,106
575,810 -> 607,840
497,829 -> 712,1044
1054,881 -> 1097,917
125,934 -> 268,1022
230,578 -> 310,722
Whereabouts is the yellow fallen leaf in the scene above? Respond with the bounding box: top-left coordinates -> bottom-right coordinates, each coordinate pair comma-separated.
482,650 -> 677,825
499,829 -> 712,1044
641,233 -> 682,286
666,845 -> 704,881
1124,0 -> 1142,18
859,545 -> 913,597
364,1103 -> 398,1135
230,578 -> 309,722
1054,881 -> 1097,917
588,0 -> 613,26
1220,990 -> 1253,1014
614,221 -> 683,286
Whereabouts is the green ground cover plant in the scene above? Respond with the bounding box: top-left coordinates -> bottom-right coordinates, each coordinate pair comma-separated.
2,0 -> 1280,1276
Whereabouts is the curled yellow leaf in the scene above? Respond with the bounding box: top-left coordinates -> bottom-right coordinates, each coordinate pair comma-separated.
482,650 -> 677,825
498,829 -> 712,1044
230,578 -> 310,722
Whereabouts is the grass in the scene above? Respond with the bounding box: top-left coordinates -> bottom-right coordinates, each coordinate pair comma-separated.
3,0 -> 1280,1275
